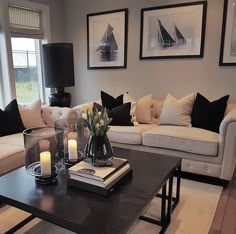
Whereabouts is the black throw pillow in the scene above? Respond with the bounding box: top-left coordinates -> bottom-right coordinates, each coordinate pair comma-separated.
0,99 -> 25,137
191,93 -> 229,133
93,102 -> 133,126
101,91 -> 124,110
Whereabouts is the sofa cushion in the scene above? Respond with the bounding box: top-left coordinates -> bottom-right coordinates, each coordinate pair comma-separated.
93,102 -> 133,126
0,99 -> 25,137
191,93 -> 229,133
0,144 -> 24,160
142,126 -> 219,156
108,124 -> 156,145
42,106 -> 77,126
101,91 -> 124,109
0,144 -> 24,175
135,94 -> 153,124
19,100 -> 46,128
0,133 -> 24,147
160,93 -> 195,127
0,134 -> 24,173
150,100 -> 163,124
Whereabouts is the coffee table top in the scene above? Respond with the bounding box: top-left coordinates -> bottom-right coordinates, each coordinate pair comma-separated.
0,147 -> 181,234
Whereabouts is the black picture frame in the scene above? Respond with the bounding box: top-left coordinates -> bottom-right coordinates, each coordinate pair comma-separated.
139,1 -> 207,60
219,0 -> 236,66
87,9 -> 128,69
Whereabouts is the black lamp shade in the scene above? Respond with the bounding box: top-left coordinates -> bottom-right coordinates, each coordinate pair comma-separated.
42,43 -> 75,88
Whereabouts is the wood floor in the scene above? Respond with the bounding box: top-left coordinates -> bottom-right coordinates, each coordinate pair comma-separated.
209,169 -> 236,234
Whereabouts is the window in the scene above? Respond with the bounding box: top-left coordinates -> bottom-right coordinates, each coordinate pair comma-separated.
11,37 -> 43,103
8,3 -> 48,104
0,0 -> 50,107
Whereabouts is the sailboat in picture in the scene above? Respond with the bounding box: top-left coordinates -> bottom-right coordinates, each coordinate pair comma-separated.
157,19 -> 175,48
173,24 -> 187,45
96,23 -> 118,54
157,18 -> 186,48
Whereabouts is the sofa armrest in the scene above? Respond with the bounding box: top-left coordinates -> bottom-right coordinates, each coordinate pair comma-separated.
219,108 -> 236,180
41,106 -> 77,126
220,108 -> 236,136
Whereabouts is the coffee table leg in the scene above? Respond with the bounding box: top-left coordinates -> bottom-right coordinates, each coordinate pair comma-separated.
176,164 -> 181,201
160,183 -> 166,226
167,176 -> 173,223
139,164 -> 181,233
172,164 -> 181,211
139,183 -> 167,227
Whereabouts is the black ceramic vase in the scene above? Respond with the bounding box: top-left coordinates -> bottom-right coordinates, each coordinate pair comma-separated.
84,134 -> 113,167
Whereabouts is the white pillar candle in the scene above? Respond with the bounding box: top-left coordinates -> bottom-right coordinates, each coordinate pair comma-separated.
68,139 -> 78,160
40,151 -> 51,176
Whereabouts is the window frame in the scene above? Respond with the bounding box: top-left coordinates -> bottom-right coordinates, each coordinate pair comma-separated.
0,0 -> 51,107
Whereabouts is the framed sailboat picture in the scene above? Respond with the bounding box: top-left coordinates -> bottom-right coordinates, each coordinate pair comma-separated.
87,9 -> 128,69
140,1 -> 207,59
219,0 -> 236,66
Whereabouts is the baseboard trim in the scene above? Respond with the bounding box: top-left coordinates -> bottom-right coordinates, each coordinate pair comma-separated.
179,171 -> 229,187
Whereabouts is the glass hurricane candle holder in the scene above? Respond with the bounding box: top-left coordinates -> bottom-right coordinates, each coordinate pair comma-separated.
23,127 -> 63,184
55,118 -> 86,166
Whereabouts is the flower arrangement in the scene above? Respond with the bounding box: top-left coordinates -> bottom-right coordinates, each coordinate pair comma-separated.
82,108 -> 112,136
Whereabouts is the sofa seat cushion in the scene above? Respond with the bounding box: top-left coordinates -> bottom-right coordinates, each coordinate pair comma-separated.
0,133 -> 24,147
108,124 -> 156,145
0,143 -> 24,159
0,144 -> 25,175
142,126 -> 219,156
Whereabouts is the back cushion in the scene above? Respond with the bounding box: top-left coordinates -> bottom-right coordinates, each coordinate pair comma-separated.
135,94 -> 153,124
150,100 -> 164,124
41,106 -> 77,126
18,100 -> 45,128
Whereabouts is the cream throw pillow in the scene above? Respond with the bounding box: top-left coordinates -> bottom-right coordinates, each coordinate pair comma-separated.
135,94 -> 153,124
18,100 -> 46,128
160,93 -> 195,127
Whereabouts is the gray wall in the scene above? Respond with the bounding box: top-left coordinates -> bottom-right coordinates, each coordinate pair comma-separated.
29,0 -> 65,42
64,0 -> 236,106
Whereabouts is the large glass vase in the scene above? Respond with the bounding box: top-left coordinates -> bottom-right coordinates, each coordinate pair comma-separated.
84,134 -> 113,167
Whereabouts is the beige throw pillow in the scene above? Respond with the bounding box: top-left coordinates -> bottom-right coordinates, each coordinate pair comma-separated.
159,93 -> 195,127
18,100 -> 46,128
135,94 -> 153,124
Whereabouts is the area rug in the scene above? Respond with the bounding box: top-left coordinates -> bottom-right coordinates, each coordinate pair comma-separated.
0,179 -> 222,234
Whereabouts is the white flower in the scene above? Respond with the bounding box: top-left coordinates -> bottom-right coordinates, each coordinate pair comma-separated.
98,111 -> 101,116
96,123 -> 100,129
100,119 -> 104,126
82,113 -> 87,120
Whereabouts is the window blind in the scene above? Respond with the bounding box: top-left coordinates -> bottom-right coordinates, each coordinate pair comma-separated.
9,5 -> 43,38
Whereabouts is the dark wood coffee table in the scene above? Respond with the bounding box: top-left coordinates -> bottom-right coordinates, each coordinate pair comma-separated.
0,147 -> 181,234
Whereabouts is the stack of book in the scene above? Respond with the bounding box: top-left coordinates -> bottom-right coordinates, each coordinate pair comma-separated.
67,157 -> 132,196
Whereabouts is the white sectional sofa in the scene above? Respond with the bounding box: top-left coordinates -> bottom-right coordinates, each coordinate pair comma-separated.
74,99 -> 236,182
0,106 -> 77,176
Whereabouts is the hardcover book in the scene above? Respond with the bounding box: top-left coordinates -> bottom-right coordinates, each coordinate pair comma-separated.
69,163 -> 130,187
67,168 -> 133,196
69,157 -> 128,181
